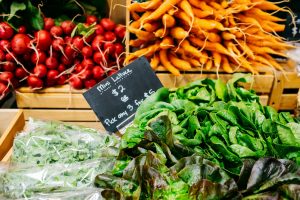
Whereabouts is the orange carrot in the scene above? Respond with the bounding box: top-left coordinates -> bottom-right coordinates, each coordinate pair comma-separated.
248,44 -> 288,57
125,43 -> 160,64
205,59 -> 213,70
247,8 -> 285,22
181,40 -> 203,58
143,22 -> 160,32
154,28 -> 169,38
178,0 -> 194,20
128,26 -> 155,41
181,54 -> 201,67
170,27 -> 188,39
212,51 -> 222,69
160,36 -> 174,49
194,17 -> 225,31
222,56 -> 233,73
192,8 -> 213,18
131,11 -> 140,21
129,39 -> 147,47
128,0 -> 161,12
199,50 -> 208,65
150,53 -> 160,69
169,53 -> 192,70
189,0 -> 202,9
162,14 -> 176,28
159,50 -> 180,76
238,55 -> 257,74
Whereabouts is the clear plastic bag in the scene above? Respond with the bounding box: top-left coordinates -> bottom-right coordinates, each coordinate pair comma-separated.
0,158 -> 115,199
11,118 -> 120,165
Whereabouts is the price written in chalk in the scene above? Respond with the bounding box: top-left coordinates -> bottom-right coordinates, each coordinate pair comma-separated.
83,57 -> 163,133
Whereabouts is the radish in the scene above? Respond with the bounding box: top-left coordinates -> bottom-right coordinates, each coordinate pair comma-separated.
0,82 -> 9,97
64,45 -> 77,58
46,78 -> 56,87
72,36 -> 84,50
60,56 -> 73,66
103,42 -> 116,55
81,46 -> 93,58
92,35 -> 104,51
0,72 -> 14,83
79,69 -> 92,80
0,50 -> 5,61
57,75 -> 67,85
61,21 -> 75,35
104,32 -> 116,42
45,57 -> 59,69
0,40 -> 11,51
5,52 -> 16,62
44,18 -> 55,31
22,53 -> 31,62
31,50 -> 47,64
114,43 -> 124,56
114,25 -> 126,39
81,59 -> 94,70
100,18 -> 116,31
47,69 -> 59,80
11,34 -> 31,54
35,30 -> 52,50
27,75 -> 43,88
52,38 -> 64,51
95,25 -> 104,35
84,79 -> 97,89
15,67 -> 27,79
93,66 -> 105,80
64,36 -> 72,44
57,64 -> 66,72
0,22 -> 14,40
86,15 -> 98,24
34,64 -> 47,78
69,75 -> 83,89
74,64 -> 83,73
3,61 -> 16,72
84,32 -> 96,43
108,69 -> 117,76
50,26 -> 63,37
18,26 -> 27,34
93,51 -> 108,65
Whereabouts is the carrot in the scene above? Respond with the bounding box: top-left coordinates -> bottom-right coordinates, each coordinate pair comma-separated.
262,54 -> 284,71
212,51 -> 222,69
128,0 -> 161,12
222,56 -> 233,73
128,26 -> 155,41
254,1 -> 282,11
181,54 -> 201,67
129,39 -> 147,47
162,14 -> 176,28
236,40 -> 255,59
144,0 -> 182,23
169,53 -> 192,70
168,7 -> 178,16
221,0 -> 229,9
198,1 -> 214,13
143,22 -> 160,32
202,31 -> 222,43
199,50 -> 208,65
189,0 -> 203,9
194,17 -> 225,31
181,40 -> 204,58
238,55 -> 257,74
247,39 -> 292,49
150,53 -> 160,69
154,28 -> 169,38
159,50 -> 180,76
156,65 -> 167,71
192,8 -> 213,18
131,11 -> 140,21
247,8 -> 285,22
205,59 -> 213,70
248,44 -> 288,57
160,36 -> 174,49
125,43 -> 160,64
178,0 -> 194,21
175,10 -> 192,26
170,27 -> 188,40
209,1 -> 222,10
222,32 -> 236,40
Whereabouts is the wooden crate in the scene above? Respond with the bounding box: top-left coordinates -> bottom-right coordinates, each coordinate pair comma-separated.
269,60 -> 300,113
0,109 -> 25,161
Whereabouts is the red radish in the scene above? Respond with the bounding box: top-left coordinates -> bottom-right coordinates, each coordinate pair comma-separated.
34,64 -> 47,78
47,69 -> 59,80
44,18 -> 55,31
31,50 -> 47,64
35,30 -> 52,50
79,69 -> 92,80
114,43 -> 124,56
0,40 -> 11,51
108,69 -> 117,76
52,38 -> 64,51
57,64 -> 66,72
92,35 -> 104,51
15,67 -> 27,79
57,75 -> 67,85
93,51 -> 108,65
114,25 -> 126,39
0,50 -> 5,61
93,66 -> 105,80
64,36 -> 72,44
84,79 -> 97,89
27,75 -> 43,88
84,32 -> 96,43
103,42 -> 115,55
0,72 -> 14,83
23,53 -> 31,62
64,45 -> 77,58
61,56 -> 73,66
0,22 -> 14,40
81,59 -> 94,70
3,61 -> 16,72
73,59 -> 81,65
50,26 -> 63,37
61,21 -> 75,35
100,18 -> 116,31
50,50 -> 60,59
18,26 -> 27,34
11,34 -> 31,54
72,36 -> 84,50
86,15 -> 98,24
69,75 -> 83,89
0,82 -> 9,97
104,32 -> 116,42
5,52 -> 16,62
81,46 -> 93,58
45,57 -> 59,69
75,64 -> 84,73
46,78 -> 56,87
95,24 -> 104,35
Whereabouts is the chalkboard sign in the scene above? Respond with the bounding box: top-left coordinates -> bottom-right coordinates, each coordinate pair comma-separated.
284,12 -> 300,40
83,57 -> 163,133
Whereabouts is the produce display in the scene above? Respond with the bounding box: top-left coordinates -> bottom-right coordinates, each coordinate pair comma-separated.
95,74 -> 300,199
126,0 -> 294,75
0,1 -> 126,98
0,119 -> 119,199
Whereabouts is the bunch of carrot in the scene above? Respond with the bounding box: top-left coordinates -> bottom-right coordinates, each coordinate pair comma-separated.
125,0 -> 294,75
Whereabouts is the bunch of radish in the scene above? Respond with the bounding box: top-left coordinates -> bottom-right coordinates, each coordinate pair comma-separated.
0,16 -> 125,98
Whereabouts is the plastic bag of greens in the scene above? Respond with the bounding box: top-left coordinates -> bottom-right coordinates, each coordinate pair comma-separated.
11,118 -> 120,165
0,158 -> 115,199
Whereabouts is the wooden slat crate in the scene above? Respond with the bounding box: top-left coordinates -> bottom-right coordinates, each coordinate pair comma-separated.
0,109 -> 25,161
269,60 -> 300,113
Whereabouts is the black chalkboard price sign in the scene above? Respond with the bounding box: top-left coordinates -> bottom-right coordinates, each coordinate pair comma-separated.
83,57 -> 163,133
